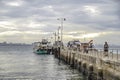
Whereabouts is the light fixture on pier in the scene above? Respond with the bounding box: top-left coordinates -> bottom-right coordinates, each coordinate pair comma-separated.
57,18 -> 66,43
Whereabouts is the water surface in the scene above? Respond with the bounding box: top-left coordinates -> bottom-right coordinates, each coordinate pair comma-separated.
0,45 -> 84,80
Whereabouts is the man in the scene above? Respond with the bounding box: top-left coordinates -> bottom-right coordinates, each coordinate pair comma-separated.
104,42 -> 109,56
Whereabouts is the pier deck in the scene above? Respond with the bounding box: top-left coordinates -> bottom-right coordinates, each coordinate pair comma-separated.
54,48 -> 120,80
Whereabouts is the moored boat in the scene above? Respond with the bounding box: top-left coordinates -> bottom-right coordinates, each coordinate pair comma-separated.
33,39 -> 52,54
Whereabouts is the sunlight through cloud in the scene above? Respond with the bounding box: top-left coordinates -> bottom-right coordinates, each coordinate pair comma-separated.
0,21 -> 16,29
4,0 -> 24,7
83,5 -> 101,16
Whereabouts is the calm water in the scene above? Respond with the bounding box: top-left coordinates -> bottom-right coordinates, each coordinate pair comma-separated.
0,46 -> 84,80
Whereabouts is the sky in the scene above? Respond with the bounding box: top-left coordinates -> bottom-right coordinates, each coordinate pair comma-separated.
0,0 -> 120,45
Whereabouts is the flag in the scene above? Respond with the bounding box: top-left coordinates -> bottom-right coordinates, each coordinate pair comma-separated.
89,40 -> 93,43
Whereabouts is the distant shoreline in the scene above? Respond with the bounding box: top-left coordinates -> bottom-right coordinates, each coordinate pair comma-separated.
0,44 -> 32,46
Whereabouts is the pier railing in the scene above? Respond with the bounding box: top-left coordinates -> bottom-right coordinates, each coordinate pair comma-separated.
60,48 -> 120,75
53,47 -> 120,80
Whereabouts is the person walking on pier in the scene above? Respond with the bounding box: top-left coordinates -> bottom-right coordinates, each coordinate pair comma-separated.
104,42 -> 109,56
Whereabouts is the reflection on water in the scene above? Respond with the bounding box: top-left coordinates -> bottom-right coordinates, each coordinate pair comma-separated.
0,46 -> 84,80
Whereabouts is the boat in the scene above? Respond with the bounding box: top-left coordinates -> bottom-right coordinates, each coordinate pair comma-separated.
33,39 -> 52,54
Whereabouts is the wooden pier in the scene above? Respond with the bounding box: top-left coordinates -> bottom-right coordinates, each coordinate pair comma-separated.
53,47 -> 120,80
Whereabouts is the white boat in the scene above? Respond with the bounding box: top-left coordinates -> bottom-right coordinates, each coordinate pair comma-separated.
33,39 -> 52,54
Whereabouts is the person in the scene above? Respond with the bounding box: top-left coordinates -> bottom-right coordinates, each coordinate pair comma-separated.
89,43 -> 94,50
104,42 -> 109,56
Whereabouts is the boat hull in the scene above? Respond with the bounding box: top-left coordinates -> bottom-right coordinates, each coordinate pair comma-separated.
33,49 -> 52,54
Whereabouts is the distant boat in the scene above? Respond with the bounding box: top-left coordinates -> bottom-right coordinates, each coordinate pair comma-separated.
33,39 -> 52,54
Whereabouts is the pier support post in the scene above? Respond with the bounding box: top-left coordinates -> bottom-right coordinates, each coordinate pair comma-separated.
88,64 -> 94,80
58,47 -> 61,61
82,62 -> 87,76
97,68 -> 103,80
66,51 -> 69,64
54,48 -> 58,58
74,59 -> 78,69
71,53 -> 75,68
68,52 -> 71,65
78,61 -> 82,72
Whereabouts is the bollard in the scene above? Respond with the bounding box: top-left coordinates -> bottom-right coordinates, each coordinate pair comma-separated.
88,64 -> 94,80
82,62 -> 87,76
97,68 -> 103,80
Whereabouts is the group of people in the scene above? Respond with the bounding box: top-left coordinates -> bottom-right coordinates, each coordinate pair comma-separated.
67,40 -> 109,56
89,41 -> 109,56
88,41 -> 109,56
67,40 -> 81,51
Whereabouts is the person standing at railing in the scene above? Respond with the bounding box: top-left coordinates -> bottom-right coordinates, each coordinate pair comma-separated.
104,42 -> 109,56
89,43 -> 94,50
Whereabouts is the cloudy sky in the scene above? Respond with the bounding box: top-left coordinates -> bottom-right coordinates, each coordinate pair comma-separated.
0,0 -> 120,45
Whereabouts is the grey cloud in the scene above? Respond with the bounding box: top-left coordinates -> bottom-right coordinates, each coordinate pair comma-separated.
114,0 -> 120,19
0,0 -> 120,44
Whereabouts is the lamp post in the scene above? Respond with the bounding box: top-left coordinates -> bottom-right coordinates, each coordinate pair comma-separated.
58,26 -> 61,41
53,32 -> 57,43
57,18 -> 66,43
83,32 -> 86,42
57,18 -> 66,63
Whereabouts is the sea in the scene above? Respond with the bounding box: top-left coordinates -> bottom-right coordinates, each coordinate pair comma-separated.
0,45 -> 84,80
